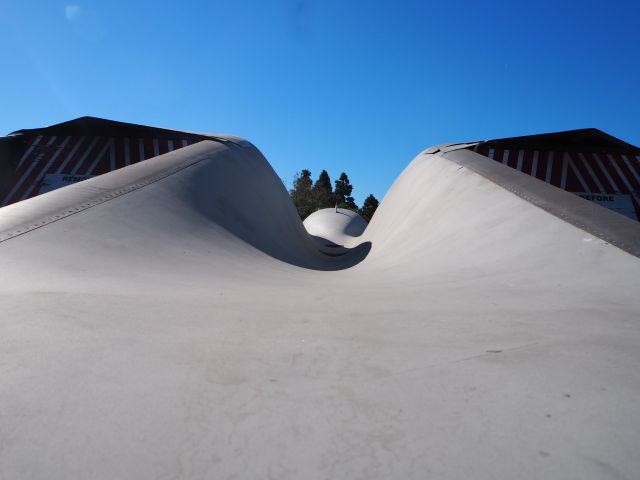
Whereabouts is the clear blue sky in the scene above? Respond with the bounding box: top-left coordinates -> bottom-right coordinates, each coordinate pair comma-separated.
1,0 -> 639,204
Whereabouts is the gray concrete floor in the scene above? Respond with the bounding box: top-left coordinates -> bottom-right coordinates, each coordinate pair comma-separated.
1,140 -> 639,479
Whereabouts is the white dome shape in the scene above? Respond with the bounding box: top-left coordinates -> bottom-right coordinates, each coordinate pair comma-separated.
303,207 -> 367,253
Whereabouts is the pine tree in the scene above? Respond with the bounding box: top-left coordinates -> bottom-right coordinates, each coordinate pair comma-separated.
290,169 -> 315,220
359,194 -> 379,222
334,172 -> 358,211
312,169 -> 334,209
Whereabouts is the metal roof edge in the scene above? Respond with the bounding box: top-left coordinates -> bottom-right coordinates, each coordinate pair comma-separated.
475,128 -> 640,153
8,116 -> 231,143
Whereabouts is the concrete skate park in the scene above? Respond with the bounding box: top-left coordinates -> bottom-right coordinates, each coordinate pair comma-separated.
1,118 -> 640,479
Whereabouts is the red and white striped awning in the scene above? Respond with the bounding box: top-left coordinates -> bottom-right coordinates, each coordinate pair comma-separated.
474,143 -> 640,221
478,146 -> 640,194
0,134 -> 195,207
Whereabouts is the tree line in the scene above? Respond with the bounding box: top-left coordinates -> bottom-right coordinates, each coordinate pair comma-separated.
289,169 -> 379,222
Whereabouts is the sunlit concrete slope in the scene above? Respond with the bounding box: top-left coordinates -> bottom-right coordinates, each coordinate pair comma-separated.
1,138 -> 640,480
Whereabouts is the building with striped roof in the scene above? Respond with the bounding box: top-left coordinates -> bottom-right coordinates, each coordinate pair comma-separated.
1,119 -> 639,222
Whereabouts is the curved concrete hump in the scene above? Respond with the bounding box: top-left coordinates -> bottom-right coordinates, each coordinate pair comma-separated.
439,148 -> 640,257
0,116 -> 244,208
303,207 -> 368,254
0,123 -> 639,479
0,139 -> 370,270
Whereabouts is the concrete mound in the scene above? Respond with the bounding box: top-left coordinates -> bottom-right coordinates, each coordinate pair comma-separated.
0,139 -> 370,271
1,136 -> 639,480
303,207 -> 367,254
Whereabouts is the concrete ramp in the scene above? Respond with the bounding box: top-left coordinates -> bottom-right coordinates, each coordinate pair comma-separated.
1,137 -> 639,480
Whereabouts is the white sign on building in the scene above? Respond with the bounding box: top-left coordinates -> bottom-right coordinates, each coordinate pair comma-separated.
575,192 -> 638,221
38,174 -> 95,195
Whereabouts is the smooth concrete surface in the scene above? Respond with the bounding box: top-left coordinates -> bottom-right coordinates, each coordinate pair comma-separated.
1,139 -> 640,480
303,208 -> 367,254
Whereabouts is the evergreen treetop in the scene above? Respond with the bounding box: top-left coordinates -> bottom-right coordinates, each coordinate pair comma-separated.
334,172 -> 358,212
289,169 -> 378,222
312,170 -> 334,209
290,169 -> 315,220
358,194 -> 379,222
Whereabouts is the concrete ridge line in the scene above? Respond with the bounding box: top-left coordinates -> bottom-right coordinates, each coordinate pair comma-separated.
0,147 -> 215,244
440,148 -> 640,258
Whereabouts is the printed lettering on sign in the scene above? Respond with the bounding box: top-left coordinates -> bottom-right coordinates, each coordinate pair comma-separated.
574,192 -> 638,221
38,173 -> 95,195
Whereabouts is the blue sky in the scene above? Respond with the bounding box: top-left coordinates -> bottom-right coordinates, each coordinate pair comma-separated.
1,0 -> 639,204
